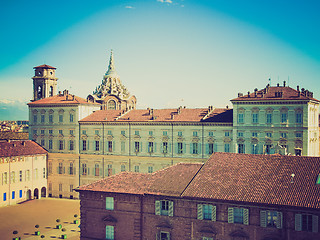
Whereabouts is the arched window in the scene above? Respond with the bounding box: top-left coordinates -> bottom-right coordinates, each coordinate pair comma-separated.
37,85 -> 43,99
49,86 -> 53,96
108,100 -> 116,110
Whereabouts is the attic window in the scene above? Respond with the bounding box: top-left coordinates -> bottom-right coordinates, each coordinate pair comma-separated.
316,174 -> 320,184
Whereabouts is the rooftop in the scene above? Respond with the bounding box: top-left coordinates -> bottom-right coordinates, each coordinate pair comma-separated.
0,140 -> 47,158
34,64 -> 56,69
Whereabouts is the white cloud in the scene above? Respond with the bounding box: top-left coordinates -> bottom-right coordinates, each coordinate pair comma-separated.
157,0 -> 173,4
125,6 -> 135,9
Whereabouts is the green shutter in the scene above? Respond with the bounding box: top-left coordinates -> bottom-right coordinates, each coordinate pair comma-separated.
168,143 -> 171,153
74,167 -> 76,175
197,204 -> 203,220
183,143 -> 186,154
140,142 -> 142,152
87,168 -> 90,176
312,215 -> 318,233
168,201 -> 174,216
228,208 -> 234,223
214,143 -> 217,152
295,214 -> 302,231
155,200 -> 160,215
276,212 -> 283,229
154,143 -> 157,152
160,143 -> 163,153
190,143 -> 193,154
205,144 -> 209,154
63,167 -> 65,174
175,143 -> 178,154
260,211 -> 267,227
243,208 -> 249,225
212,205 -> 216,221
113,141 -> 115,152
147,142 -> 149,152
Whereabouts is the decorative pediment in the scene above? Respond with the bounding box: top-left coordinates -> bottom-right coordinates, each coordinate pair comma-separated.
229,230 -> 248,238
192,137 -> 200,143
133,135 -> 141,140
162,136 -> 169,142
199,225 -> 216,234
237,137 -> 245,143
207,137 -> 215,143
148,136 -> 155,141
223,137 -> 232,143
251,137 -> 258,144
177,137 -> 184,142
156,220 -> 172,229
120,135 -> 127,141
102,215 -> 117,223
106,135 -> 114,141
94,135 -> 100,141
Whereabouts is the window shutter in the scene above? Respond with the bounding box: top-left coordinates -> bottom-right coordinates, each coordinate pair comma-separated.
99,168 -> 103,176
112,169 -> 115,175
168,201 -> 174,216
155,200 -> 161,215
87,140 -> 89,150
197,204 -> 203,220
212,205 -> 216,221
183,143 -> 186,154
190,143 -> 193,154
156,232 -> 160,240
175,143 -> 178,154
74,168 -> 76,175
147,142 -> 149,152
154,142 -> 157,152
312,215 -> 318,233
113,141 -> 115,152
160,143 -> 163,153
80,166 -> 83,175
168,143 -> 171,153
228,208 -> 234,223
63,167 -> 65,174
205,144 -> 209,154
276,212 -> 283,229
214,143 -> 218,152
243,208 -> 249,225
140,142 -> 142,152
87,168 -> 90,176
295,214 -> 302,231
260,211 -> 267,227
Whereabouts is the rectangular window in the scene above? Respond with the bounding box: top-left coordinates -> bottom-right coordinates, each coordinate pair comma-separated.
19,190 -> 22,198
155,200 -> 174,216
49,114 -> 53,123
59,130 -> 63,135
238,144 -> 245,154
49,129 -> 53,134
134,165 -> 140,172
82,140 -> 87,151
266,132 -> 272,138
148,166 -> 153,173
238,113 -> 244,123
135,130 -> 139,136
41,115 -> 45,123
33,115 -> 37,123
252,144 -> 258,154
59,114 -> 63,123
296,113 -> 302,123
238,132 -> 244,137
252,113 -> 258,123
159,232 -> 170,240
82,130 -> 87,135
69,162 -> 74,175
95,141 -> 100,151
49,140 -> 53,150
121,165 -> 126,172
43,168 -> 46,178
48,162 -> 52,174
108,141 -> 113,152
69,130 -> 74,135
252,132 -> 258,137
281,113 -> 287,123
40,139 -> 45,146
12,191 -> 15,200
208,131 -> 213,137
224,143 -> 230,153
59,140 -> 64,150
40,129 -> 45,135
3,193 -> 6,201
281,132 -> 287,138
163,131 -> 167,136
295,214 -> 318,232
107,130 -> 112,135
70,184 -> 73,192
162,142 -> 168,154
121,130 -> 125,136
193,131 -> 198,137
105,225 -> 114,240
178,142 -> 183,154
3,172 -> 7,184
224,131 -> 230,137
82,163 -> 87,175
19,170 -> 22,182
202,204 -> 214,220
149,131 -> 153,136
33,130 -> 37,135
94,164 -> 100,176
266,113 -> 272,124
296,132 -> 302,138
134,142 -> 140,153
58,162 -> 63,174
192,142 -> 198,154
11,171 -> 15,183
69,140 -> 74,151
228,207 -> 249,225
260,210 -> 282,228
178,131 -> 182,136
95,130 -> 99,135
106,197 -> 114,210
69,114 -> 74,122
59,184 -> 62,192
148,142 -> 154,153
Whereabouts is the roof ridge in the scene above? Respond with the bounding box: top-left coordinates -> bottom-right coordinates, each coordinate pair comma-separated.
180,162 -> 205,197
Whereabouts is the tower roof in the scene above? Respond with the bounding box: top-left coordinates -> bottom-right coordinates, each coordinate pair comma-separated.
105,50 -> 119,78
33,64 -> 56,69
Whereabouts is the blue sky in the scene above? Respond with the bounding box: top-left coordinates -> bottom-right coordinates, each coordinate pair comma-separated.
0,0 -> 319,120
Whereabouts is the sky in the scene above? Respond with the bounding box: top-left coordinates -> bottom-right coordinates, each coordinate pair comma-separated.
0,0 -> 320,120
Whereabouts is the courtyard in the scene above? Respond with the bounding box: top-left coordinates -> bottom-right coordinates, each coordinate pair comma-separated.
0,198 -> 80,240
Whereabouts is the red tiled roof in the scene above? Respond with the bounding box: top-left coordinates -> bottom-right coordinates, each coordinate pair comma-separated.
231,86 -> 319,102
28,94 -> 99,106
0,140 -> 47,157
182,152 -> 320,209
79,108 -> 232,123
34,64 -> 56,69
78,152 -> 320,209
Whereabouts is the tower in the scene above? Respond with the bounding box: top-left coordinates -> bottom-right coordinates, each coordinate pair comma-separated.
32,64 -> 58,101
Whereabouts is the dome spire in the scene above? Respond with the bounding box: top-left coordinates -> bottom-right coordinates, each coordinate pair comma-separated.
105,50 -> 118,77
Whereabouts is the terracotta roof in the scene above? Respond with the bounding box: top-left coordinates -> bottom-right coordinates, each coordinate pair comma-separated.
0,140 -> 47,157
79,107 -> 232,123
182,152 -> 320,209
78,152 -> 320,209
34,64 -> 56,69
28,94 -> 99,106
0,132 -> 28,140
231,86 -> 319,102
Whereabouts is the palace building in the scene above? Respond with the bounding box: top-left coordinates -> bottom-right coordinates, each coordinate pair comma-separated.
27,51 -> 320,199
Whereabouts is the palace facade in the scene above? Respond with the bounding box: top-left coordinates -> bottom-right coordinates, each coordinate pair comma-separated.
27,51 -> 320,199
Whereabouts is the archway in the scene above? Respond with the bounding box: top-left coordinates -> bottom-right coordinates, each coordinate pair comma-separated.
41,187 -> 46,198
26,190 -> 32,200
34,188 -> 39,199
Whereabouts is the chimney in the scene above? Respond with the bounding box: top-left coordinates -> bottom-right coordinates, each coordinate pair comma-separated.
238,93 -> 243,97
247,91 -> 250,97
22,141 -> 25,146
297,85 -> 300,91
171,113 -> 175,119
277,83 -> 280,87
254,88 -> 258,97
283,81 -> 286,87
226,105 -> 229,109
177,106 -> 182,114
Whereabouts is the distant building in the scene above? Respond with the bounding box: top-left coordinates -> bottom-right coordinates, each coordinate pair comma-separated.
76,152 -> 320,240
0,140 -> 48,207
27,51 -> 320,199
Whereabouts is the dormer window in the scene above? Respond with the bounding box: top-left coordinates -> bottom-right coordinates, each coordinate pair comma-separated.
316,174 -> 320,184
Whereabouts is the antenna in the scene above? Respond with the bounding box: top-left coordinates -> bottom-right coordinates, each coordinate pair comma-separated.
268,78 -> 271,86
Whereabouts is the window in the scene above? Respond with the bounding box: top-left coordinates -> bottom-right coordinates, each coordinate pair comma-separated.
260,210 -> 282,228
59,140 -> 64,150
155,200 -> 174,216
19,190 -> 22,198
33,115 -> 37,123
59,184 -> 62,192
224,143 -> 230,153
252,144 -> 258,154
148,166 -> 153,173
266,113 -> 272,124
107,165 -> 113,176
163,131 -> 167,136
94,164 -> 100,176
70,184 -> 73,192
82,130 -> 87,135
105,225 -> 114,240
238,144 -> 245,154
95,130 -> 99,135
33,130 -> 37,135
197,204 -> 216,221
121,141 -> 125,152
49,129 -> 53,134
121,130 -> 125,136
69,114 -> 74,123
134,165 -> 140,172
3,193 -> 6,201
82,140 -> 87,151
69,140 -> 74,151
69,162 -> 74,175
121,165 -> 126,172
49,114 -> 53,123
238,132 -> 244,137
193,131 -> 198,137
19,170 -> 22,182
11,171 -> 15,183
295,214 -> 318,232
134,142 -> 140,153
148,142 -> 154,153
3,172 -> 7,184
252,132 -> 257,137
281,113 -> 287,123
43,168 -> 46,178
108,141 -> 113,152
177,142 -> 183,154
106,197 -> 114,210
159,232 -> 170,240
149,131 -> 153,136
238,113 -> 244,123
70,130 -> 74,135
12,191 -> 15,200
296,113 -> 302,124
178,131 -> 182,136
58,162 -> 63,174
81,163 -> 87,175
208,131 -> 213,137
107,130 -> 112,135
280,132 -> 287,138
228,207 -> 249,225
296,132 -> 302,138
49,140 -> 53,150
252,113 -> 258,123
225,131 -> 230,137
59,130 -> 63,135
59,114 -> 63,123
162,142 -> 168,154
41,115 -> 45,123
95,141 -> 100,151
192,142 -> 199,154
135,130 -> 139,136
266,132 -> 272,138
40,129 -> 45,135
